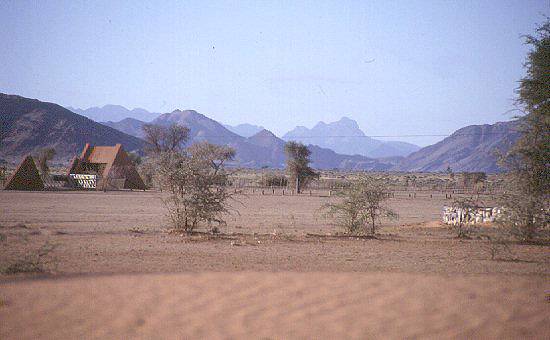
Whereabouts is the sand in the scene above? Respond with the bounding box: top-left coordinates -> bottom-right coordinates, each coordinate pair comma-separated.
1,272 -> 548,339
1,191 -> 549,339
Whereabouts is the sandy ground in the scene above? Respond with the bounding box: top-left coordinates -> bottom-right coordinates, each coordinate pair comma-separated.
1,272 -> 549,339
1,190 -> 549,339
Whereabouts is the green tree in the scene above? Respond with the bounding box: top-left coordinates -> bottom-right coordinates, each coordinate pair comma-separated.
284,141 -> 318,193
499,19 -> 550,240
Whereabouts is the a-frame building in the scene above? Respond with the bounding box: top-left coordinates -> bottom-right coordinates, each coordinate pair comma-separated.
68,143 -> 146,190
4,155 -> 45,190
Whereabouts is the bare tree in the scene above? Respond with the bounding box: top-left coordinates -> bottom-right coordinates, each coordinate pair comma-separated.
323,178 -> 397,235
143,123 -> 190,155
158,142 -> 236,233
284,141 -> 318,193
450,197 -> 482,238
142,123 -> 190,189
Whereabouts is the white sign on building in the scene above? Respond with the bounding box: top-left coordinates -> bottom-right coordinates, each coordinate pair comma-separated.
70,174 -> 97,189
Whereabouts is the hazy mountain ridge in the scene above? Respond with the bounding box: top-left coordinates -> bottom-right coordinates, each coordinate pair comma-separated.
395,120 -> 520,172
223,123 -> 265,138
282,117 -> 420,158
1,94 -> 146,161
99,106 -> 520,172
96,108 -> 386,169
67,105 -> 159,122
102,117 -> 147,138
150,110 -> 384,169
3,95 -> 521,172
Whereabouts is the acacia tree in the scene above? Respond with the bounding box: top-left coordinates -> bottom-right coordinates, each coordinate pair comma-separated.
143,123 -> 237,232
141,123 -> 190,189
498,19 -> 550,241
143,123 -> 190,155
323,178 -> 397,235
284,141 -> 318,193
158,142 -> 236,232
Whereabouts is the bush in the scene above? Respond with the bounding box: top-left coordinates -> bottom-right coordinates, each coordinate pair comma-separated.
450,197 -> 482,239
497,191 -> 548,241
260,173 -> 288,187
484,236 -> 513,261
323,178 -> 397,235
158,142 -> 236,233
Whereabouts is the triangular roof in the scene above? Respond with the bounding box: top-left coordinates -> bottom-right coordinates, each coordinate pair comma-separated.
4,155 -> 44,191
69,143 -> 145,190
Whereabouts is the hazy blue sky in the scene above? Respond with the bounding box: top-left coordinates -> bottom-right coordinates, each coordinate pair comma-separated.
1,0 -> 548,145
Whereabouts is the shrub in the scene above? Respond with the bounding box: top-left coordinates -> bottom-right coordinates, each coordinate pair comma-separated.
260,173 -> 288,187
323,178 -> 397,235
450,197 -> 482,238
158,142 -> 236,233
484,236 -> 513,261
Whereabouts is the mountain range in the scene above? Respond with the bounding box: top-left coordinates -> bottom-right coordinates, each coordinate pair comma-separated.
112,109 -> 390,170
223,123 -> 265,138
0,94 -> 145,162
1,94 -> 388,169
83,107 -> 524,172
282,117 -> 420,158
1,93 -> 521,172
396,120 -> 520,172
100,107 -> 420,158
67,105 -> 160,123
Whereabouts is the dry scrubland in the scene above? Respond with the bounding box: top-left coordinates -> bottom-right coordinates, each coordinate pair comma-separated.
1,189 -> 549,339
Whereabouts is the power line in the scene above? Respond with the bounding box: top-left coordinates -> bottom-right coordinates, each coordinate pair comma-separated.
197,132 -> 516,139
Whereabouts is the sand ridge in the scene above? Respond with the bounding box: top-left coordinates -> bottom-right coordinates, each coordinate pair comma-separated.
1,272 -> 549,339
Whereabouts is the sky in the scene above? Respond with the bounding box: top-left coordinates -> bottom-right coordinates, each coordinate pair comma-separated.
1,0 -> 548,146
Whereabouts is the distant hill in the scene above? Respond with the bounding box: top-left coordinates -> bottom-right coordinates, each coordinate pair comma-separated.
67,105 -> 159,122
283,117 -> 420,158
246,129 -> 287,167
102,117 -> 147,138
223,123 -> 265,137
99,109 -> 521,172
394,120 -> 520,172
151,109 -> 288,167
11,94 -> 520,172
149,110 -> 386,169
0,94 -> 146,162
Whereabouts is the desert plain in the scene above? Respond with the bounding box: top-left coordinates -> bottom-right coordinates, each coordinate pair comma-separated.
0,189 -> 549,339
